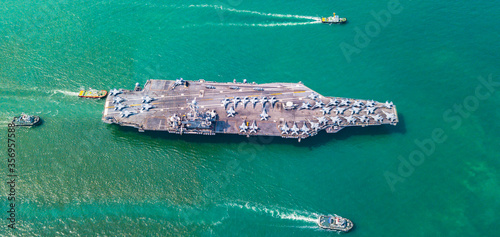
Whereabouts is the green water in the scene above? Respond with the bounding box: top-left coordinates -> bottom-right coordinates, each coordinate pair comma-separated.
1,0 -> 499,236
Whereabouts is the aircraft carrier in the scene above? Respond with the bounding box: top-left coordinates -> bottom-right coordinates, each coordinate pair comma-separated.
102,79 -> 398,141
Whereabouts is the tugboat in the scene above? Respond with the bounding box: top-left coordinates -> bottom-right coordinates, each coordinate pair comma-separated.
318,215 -> 354,232
12,113 -> 41,126
321,13 -> 347,24
78,88 -> 108,98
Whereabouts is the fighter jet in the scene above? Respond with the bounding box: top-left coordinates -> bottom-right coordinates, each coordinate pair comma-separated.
232,97 -> 241,107
345,115 -> 357,124
321,106 -> 333,115
269,96 -> 278,107
259,96 -> 268,106
280,122 -> 290,134
249,120 -> 258,133
239,121 -> 248,133
120,110 -> 135,118
313,100 -> 325,109
340,99 -> 350,106
250,97 -> 259,108
331,116 -> 342,125
383,111 -> 397,122
174,78 -> 185,87
308,120 -> 320,132
110,88 -> 122,96
290,122 -> 300,136
114,103 -> 126,111
113,96 -> 124,104
366,100 -> 376,107
226,106 -> 236,117
365,107 -> 377,114
209,110 -> 218,119
308,92 -> 318,100
317,116 -> 328,125
300,123 -> 310,135
299,102 -> 312,110
371,114 -> 384,122
384,101 -> 394,109
242,97 -> 250,107
353,100 -> 365,107
351,107 -> 361,114
221,98 -> 231,108
359,115 -> 369,123
260,108 -> 270,120
335,107 -> 347,115
142,96 -> 154,103
327,98 -> 340,107
141,104 -> 154,111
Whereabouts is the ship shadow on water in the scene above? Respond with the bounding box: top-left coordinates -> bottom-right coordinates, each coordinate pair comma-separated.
110,113 -> 406,148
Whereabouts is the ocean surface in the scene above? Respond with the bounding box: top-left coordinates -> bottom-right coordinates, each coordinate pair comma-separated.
1,0 -> 499,236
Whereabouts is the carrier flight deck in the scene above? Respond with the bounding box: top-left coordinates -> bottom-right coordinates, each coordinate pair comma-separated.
102,79 -> 398,141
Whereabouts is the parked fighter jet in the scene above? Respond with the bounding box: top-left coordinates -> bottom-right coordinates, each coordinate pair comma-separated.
280,122 -> 290,134
299,102 -> 312,110
317,116 -> 328,125
313,100 -> 325,109
249,120 -> 258,133
114,103 -> 126,111
250,97 -> 259,108
290,122 -> 300,135
335,107 -> 347,115
383,111 -> 397,122
365,107 -> 377,114
300,123 -> 310,135
353,100 -> 365,107
384,101 -> 394,109
221,98 -> 231,108
120,110 -> 135,118
260,96 -> 268,106
232,97 -> 241,107
308,92 -> 318,100
242,97 -> 250,107
366,100 -> 376,107
371,114 -> 383,122
327,98 -> 340,107
359,115 -> 369,123
141,104 -> 154,111
227,106 -> 236,117
113,96 -> 124,104
340,99 -> 350,106
346,115 -> 357,124
260,108 -> 270,120
142,96 -> 154,103
308,120 -> 320,132
110,88 -> 122,96
269,96 -> 278,107
321,106 -> 333,115
351,107 -> 361,114
239,121 -> 248,133
331,116 -> 342,125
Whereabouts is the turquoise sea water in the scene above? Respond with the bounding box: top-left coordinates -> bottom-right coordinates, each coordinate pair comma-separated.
1,0 -> 499,236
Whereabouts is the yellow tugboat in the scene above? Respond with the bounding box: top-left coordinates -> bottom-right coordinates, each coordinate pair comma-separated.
321,13 -> 347,24
78,89 -> 108,98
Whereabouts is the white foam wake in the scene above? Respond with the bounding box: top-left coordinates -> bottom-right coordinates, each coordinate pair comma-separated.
224,202 -> 319,224
52,90 -> 79,96
187,4 -> 321,21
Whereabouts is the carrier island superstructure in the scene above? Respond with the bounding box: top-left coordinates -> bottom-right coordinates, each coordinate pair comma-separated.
102,79 -> 398,141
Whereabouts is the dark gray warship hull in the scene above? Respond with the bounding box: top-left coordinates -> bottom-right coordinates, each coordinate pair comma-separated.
102,79 -> 398,141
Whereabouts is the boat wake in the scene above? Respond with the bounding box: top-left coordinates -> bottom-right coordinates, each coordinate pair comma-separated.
222,202 -> 319,224
52,90 -> 79,96
183,4 -> 321,27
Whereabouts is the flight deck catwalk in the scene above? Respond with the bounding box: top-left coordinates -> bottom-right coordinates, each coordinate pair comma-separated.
102,79 -> 398,141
